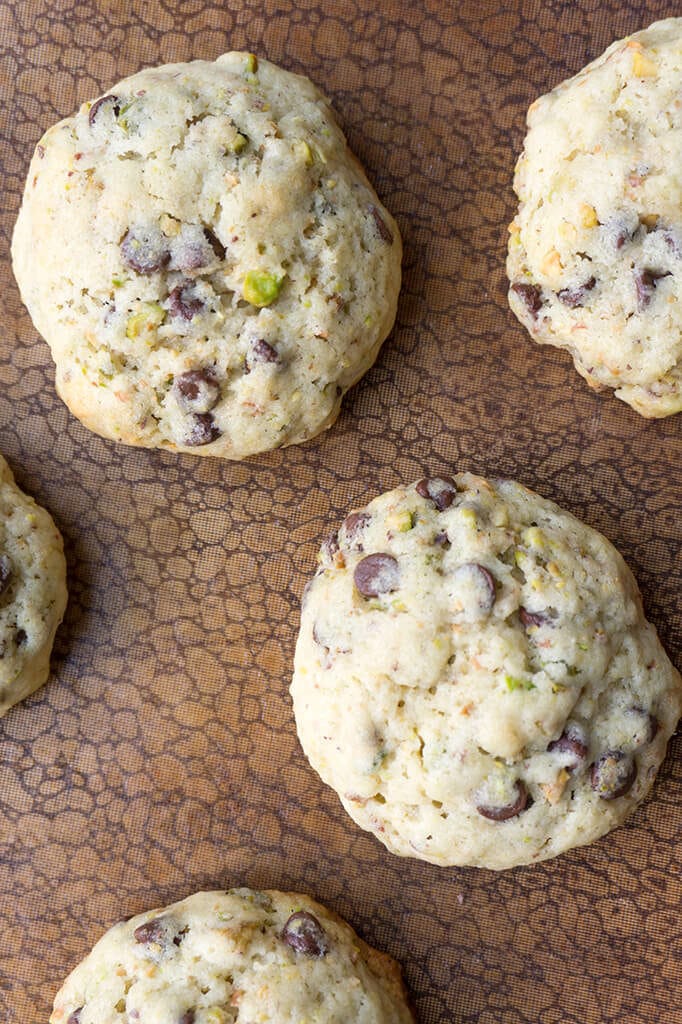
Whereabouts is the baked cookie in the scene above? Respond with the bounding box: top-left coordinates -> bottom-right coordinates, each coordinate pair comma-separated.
291,473 -> 682,869
0,452 -> 67,716
508,18 -> 682,417
12,54 -> 401,459
49,888 -> 414,1024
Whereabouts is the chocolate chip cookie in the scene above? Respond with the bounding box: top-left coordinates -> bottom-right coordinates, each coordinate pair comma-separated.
12,53 -> 401,458
0,452 -> 67,716
508,18 -> 682,416
50,889 -> 414,1023
291,473 -> 682,868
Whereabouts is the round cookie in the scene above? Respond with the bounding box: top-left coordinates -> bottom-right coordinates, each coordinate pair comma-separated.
49,888 -> 414,1024
291,472 -> 682,869
508,18 -> 682,417
0,452 -> 67,716
12,54 -> 401,459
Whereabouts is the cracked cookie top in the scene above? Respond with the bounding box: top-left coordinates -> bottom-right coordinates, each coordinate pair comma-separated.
12,53 -> 401,458
291,472 -> 682,869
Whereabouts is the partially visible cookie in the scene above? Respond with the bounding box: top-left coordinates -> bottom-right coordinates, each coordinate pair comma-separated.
291,472 -> 682,869
508,18 -> 682,416
50,888 -> 414,1024
0,453 -> 67,716
12,53 -> 401,458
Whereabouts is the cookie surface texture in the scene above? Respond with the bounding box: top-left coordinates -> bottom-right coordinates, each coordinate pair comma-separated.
12,53 -> 401,458
0,452 -> 67,716
291,472 -> 682,869
508,18 -> 682,416
49,888 -> 414,1024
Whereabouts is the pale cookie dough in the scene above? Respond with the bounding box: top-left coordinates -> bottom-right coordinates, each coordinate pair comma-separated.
508,18 -> 682,416
291,473 -> 682,869
50,889 -> 414,1024
12,53 -> 401,458
0,452 -> 67,716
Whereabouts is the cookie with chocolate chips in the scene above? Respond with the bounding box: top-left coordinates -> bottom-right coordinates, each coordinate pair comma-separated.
508,18 -> 682,417
291,472 -> 682,869
0,452 -> 67,716
50,889 -> 414,1024
12,53 -> 401,458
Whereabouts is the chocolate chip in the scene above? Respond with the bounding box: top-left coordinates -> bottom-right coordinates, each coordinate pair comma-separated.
415,477 -> 458,511
476,780 -> 529,821
15,629 -> 27,647
174,370 -> 220,414
591,750 -> 636,800
626,706 -> 659,745
519,607 -> 548,628
204,227 -> 226,260
185,413 -> 221,447
557,276 -> 596,308
67,1009 -> 83,1024
434,530 -> 450,548
354,553 -> 400,598
246,339 -> 279,370
368,204 -> 394,245
320,531 -> 339,563
452,562 -> 496,613
342,511 -> 371,548
133,917 -> 175,946
511,282 -> 544,318
179,1012 -> 195,1024
548,727 -> 588,770
168,283 -> 204,320
0,555 -> 11,596
282,911 -> 329,957
88,94 -> 120,126
634,268 -> 671,310
121,227 -> 170,275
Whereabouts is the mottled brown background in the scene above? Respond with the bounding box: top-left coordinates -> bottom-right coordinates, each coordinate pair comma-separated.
1,1 -> 681,1021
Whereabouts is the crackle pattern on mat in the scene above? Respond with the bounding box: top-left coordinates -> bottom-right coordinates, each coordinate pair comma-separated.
1,3 -> 681,1024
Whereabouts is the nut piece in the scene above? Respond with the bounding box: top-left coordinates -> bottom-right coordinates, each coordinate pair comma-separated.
242,270 -> 283,307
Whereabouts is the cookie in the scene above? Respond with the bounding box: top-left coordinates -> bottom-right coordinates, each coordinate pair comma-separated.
0,452 -> 67,716
49,888 -> 414,1024
12,53 -> 401,459
507,18 -> 682,417
291,472 -> 682,869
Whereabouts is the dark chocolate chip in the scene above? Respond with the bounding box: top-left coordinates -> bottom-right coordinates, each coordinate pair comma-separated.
174,370 -> 220,414
133,917 -> 171,945
282,911 -> 329,957
185,413 -> 221,447
434,530 -> 450,548
342,511 -> 371,547
626,705 -> 659,745
168,283 -> 204,321
548,728 -> 588,770
590,750 -> 636,800
476,780 -> 529,821
354,553 -> 400,598
453,562 -> 496,612
0,555 -> 11,596
246,339 -> 279,370
511,282 -> 544,318
179,1012 -> 195,1024
415,477 -> 458,511
368,204 -> 394,245
634,268 -> 671,310
557,276 -> 596,308
15,629 -> 27,647
519,607 -> 548,629
120,227 -> 170,275
173,241 -> 212,272
88,94 -> 120,126
204,227 -> 226,260
67,1010 -> 83,1024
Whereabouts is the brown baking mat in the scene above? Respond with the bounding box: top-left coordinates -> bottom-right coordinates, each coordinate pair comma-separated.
1,1 -> 681,1021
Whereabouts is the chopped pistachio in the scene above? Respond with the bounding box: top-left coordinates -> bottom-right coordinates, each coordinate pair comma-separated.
522,526 -> 545,548
631,49 -> 657,78
126,302 -> 165,339
242,270 -> 284,307
579,203 -> 599,228
244,53 -> 258,74
294,139 -> 314,165
505,675 -> 536,692
460,507 -> 478,527
231,132 -> 248,153
387,509 -> 414,533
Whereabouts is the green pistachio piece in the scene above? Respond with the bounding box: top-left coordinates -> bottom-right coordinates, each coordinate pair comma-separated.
244,53 -> 258,74
505,674 -> 536,692
242,270 -> 284,307
126,302 -> 165,339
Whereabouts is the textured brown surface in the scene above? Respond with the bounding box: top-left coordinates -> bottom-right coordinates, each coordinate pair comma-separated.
1,2 -> 681,1022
